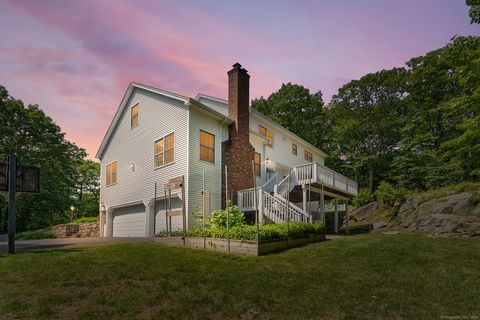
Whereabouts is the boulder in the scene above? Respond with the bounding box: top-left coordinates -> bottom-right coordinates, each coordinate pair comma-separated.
352,202 -> 378,222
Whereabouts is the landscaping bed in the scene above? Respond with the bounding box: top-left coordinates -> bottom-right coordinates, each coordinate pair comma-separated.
157,204 -> 326,255
156,233 -> 325,256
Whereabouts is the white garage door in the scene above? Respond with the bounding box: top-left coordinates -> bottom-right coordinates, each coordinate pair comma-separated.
112,204 -> 146,237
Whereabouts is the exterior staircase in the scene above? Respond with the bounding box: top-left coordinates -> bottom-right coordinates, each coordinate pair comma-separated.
237,162 -> 357,224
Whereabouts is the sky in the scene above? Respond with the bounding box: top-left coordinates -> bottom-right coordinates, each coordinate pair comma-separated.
0,0 -> 478,159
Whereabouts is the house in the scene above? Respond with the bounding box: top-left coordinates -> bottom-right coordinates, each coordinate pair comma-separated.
96,63 -> 357,237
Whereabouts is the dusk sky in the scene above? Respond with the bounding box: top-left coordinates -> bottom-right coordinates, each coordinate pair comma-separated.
0,0 -> 478,159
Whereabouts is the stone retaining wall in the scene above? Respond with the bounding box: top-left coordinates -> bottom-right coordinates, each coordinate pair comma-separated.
49,222 -> 99,238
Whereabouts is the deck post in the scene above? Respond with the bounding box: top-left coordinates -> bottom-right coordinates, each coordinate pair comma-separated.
345,200 -> 349,234
302,184 -> 307,211
320,186 -> 325,226
258,188 -> 264,223
334,198 -> 339,234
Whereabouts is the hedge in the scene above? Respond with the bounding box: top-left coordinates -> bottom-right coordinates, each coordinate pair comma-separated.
188,221 -> 325,241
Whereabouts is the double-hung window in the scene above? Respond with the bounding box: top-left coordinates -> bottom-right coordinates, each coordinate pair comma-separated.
154,133 -> 175,168
106,161 -> 117,186
254,152 -> 261,177
200,130 -> 215,163
304,150 -> 313,162
131,104 -> 139,127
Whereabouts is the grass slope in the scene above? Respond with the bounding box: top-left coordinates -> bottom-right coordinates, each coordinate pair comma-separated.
0,235 -> 479,320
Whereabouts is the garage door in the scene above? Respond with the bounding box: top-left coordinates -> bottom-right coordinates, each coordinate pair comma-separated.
112,204 -> 146,237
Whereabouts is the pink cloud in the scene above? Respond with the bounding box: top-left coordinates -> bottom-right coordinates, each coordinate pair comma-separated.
0,0 -> 477,158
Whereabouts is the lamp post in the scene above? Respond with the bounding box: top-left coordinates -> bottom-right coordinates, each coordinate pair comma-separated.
69,205 -> 75,222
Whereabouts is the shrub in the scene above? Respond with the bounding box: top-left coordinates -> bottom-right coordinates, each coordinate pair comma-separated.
16,230 -> 56,240
188,221 -> 325,241
70,216 -> 98,224
352,188 -> 375,207
469,192 -> 480,207
210,201 -> 245,228
375,181 -> 408,207
156,229 -> 184,237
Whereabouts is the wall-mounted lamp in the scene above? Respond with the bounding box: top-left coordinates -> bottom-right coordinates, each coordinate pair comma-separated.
100,202 -> 106,212
130,162 -> 135,171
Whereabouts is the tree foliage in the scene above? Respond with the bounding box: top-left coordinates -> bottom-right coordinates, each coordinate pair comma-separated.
0,86 -> 93,232
469,4 -> 480,24
251,83 -> 330,150
255,36 -> 480,194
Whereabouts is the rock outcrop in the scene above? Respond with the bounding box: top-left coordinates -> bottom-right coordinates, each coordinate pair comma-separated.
351,189 -> 480,237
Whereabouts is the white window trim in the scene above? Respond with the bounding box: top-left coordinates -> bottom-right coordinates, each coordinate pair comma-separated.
106,160 -> 118,187
154,131 -> 175,169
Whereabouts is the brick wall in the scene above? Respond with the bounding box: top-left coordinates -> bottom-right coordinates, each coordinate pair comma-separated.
222,63 -> 256,207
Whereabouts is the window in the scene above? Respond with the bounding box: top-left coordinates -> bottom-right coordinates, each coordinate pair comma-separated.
131,104 -> 139,127
258,125 -> 267,137
254,152 -> 261,177
304,150 -> 313,162
200,130 -> 215,163
259,125 -> 274,146
106,161 -> 117,186
154,133 -> 175,168
292,143 -> 297,155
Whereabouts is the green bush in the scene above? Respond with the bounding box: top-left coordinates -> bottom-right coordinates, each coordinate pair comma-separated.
155,230 -> 184,237
16,230 -> 56,240
188,221 -> 325,241
469,192 -> 480,207
210,201 -> 245,228
70,216 -> 98,224
375,181 -> 408,207
352,188 -> 375,207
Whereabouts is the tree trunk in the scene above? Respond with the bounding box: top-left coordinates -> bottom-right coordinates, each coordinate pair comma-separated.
368,167 -> 374,192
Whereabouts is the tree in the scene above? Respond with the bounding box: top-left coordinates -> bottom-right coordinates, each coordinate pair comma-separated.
73,159 -> 100,216
328,68 -> 409,191
469,4 -> 480,24
0,86 -> 87,232
251,83 -> 330,150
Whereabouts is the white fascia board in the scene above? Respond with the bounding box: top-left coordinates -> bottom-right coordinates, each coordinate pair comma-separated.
187,99 -> 233,125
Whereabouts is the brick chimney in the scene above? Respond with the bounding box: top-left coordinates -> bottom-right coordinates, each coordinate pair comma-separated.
222,63 -> 255,208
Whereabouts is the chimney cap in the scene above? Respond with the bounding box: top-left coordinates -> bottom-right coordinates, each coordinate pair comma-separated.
232,62 -> 242,68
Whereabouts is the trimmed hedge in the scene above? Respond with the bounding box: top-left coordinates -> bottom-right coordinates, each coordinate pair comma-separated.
188,221 -> 325,241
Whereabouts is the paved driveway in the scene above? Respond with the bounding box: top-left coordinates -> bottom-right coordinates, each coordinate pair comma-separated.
0,237 -> 153,254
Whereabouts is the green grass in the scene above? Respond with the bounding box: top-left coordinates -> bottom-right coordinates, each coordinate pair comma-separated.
15,230 -> 56,240
1,234 -> 479,319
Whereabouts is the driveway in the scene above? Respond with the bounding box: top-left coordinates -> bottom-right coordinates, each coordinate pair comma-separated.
0,237 -> 153,254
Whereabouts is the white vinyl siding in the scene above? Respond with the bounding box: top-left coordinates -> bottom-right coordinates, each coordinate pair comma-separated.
100,87 -> 189,235
188,107 -> 226,228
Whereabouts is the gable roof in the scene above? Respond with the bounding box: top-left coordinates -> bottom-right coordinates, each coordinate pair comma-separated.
95,83 -> 232,159
195,94 -> 328,158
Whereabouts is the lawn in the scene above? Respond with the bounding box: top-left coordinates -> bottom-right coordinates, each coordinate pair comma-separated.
0,235 -> 479,320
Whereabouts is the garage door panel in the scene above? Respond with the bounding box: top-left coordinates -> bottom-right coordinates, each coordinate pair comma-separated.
112,204 -> 146,237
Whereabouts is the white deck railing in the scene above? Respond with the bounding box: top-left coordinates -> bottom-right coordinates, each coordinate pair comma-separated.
294,162 -> 357,196
237,162 -> 357,224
